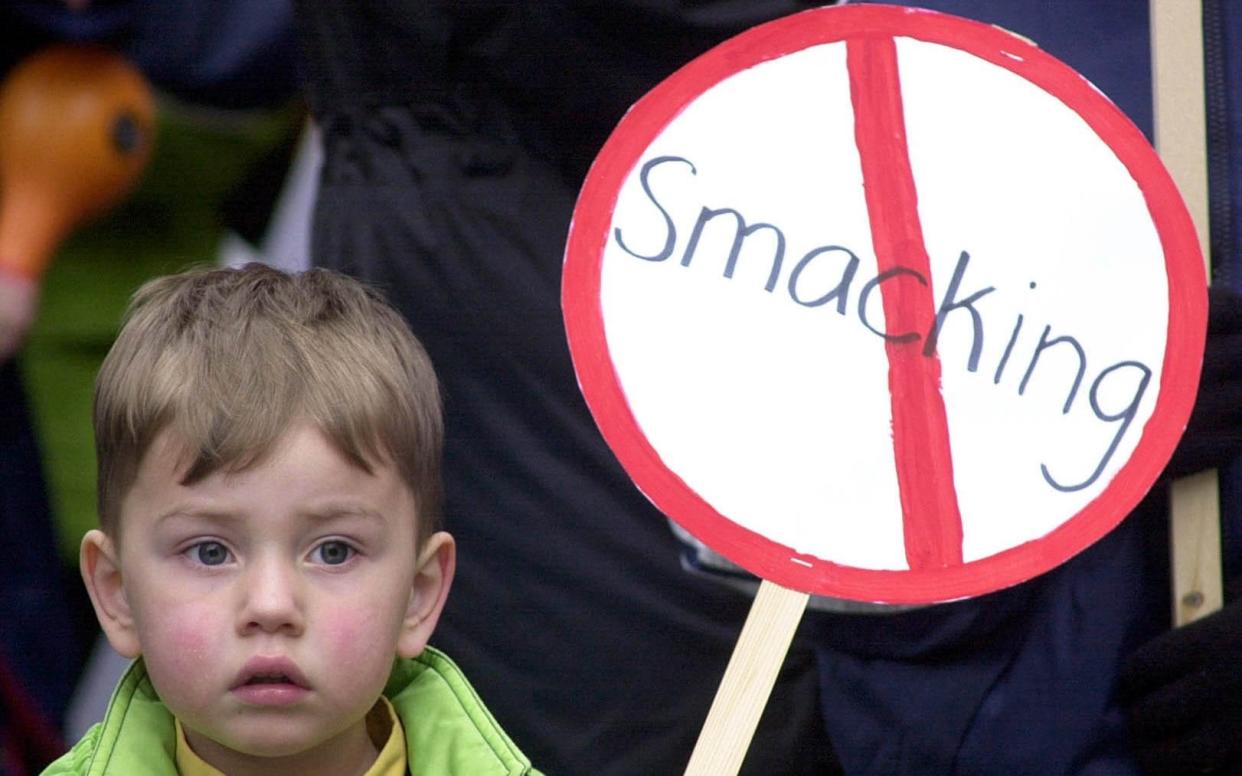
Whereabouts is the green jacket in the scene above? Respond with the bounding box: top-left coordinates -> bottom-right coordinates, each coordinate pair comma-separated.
43,648 -> 540,775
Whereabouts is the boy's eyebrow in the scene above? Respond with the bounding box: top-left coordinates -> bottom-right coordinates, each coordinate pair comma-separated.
155,508 -> 242,526
301,504 -> 386,522
154,505 -> 386,525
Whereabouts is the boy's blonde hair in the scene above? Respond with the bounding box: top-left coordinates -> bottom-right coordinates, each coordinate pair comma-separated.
94,263 -> 442,544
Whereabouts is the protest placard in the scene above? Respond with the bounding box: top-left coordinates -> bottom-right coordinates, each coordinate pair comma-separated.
561,4 -> 1208,771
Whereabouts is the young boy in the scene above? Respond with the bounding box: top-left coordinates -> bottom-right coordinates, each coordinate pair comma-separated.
45,264 -> 540,775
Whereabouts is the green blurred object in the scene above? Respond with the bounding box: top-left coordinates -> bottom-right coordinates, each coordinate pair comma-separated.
19,104 -> 301,562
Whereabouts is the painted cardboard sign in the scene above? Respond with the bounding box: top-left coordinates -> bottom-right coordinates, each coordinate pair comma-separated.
562,4 -> 1206,604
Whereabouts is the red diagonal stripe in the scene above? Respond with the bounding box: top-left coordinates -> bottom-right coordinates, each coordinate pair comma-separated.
847,35 -> 964,570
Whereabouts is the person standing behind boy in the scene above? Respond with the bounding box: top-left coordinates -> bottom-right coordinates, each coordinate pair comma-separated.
292,4 -> 840,772
43,264 -> 540,774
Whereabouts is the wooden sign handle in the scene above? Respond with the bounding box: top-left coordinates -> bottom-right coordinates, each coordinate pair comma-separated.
1151,0 -> 1224,626
684,580 -> 809,776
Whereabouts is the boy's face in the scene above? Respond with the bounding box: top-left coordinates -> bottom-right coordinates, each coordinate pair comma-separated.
81,423 -> 454,769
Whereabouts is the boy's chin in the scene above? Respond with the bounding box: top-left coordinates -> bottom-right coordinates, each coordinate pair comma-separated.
183,715 -> 374,767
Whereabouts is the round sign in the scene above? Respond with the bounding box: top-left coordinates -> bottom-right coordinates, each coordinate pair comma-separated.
562,4 -> 1206,604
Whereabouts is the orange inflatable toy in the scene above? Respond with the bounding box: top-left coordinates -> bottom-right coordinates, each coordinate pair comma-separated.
0,44 -> 155,281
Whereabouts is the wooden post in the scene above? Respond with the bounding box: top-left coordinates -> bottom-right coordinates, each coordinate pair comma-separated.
684,580 -> 809,776
1151,0 -> 1224,626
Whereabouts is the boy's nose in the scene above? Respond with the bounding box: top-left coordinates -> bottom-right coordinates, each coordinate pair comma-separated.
238,555 -> 306,636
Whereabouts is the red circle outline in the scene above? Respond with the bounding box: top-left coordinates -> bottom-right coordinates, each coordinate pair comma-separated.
561,4 -> 1206,603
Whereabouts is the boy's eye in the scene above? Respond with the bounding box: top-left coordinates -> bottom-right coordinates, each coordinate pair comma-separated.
191,541 -> 231,566
312,540 -> 354,566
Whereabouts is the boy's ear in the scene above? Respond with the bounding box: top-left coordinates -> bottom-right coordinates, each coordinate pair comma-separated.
397,531 -> 456,659
81,529 -> 141,659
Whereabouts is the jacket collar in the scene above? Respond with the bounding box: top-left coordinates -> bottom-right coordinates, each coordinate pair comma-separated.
82,647 -> 536,775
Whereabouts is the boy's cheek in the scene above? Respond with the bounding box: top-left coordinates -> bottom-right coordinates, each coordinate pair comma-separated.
138,603 -> 219,672
323,605 -> 399,671
168,617 -> 215,660
141,623 -> 220,708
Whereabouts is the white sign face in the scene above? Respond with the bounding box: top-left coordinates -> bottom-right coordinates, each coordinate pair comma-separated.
563,5 -> 1205,604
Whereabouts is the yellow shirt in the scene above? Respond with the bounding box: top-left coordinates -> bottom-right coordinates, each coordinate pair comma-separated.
174,697 -> 406,775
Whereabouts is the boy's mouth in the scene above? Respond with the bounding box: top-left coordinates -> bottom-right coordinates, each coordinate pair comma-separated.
232,657 -> 310,691
245,673 -> 295,685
